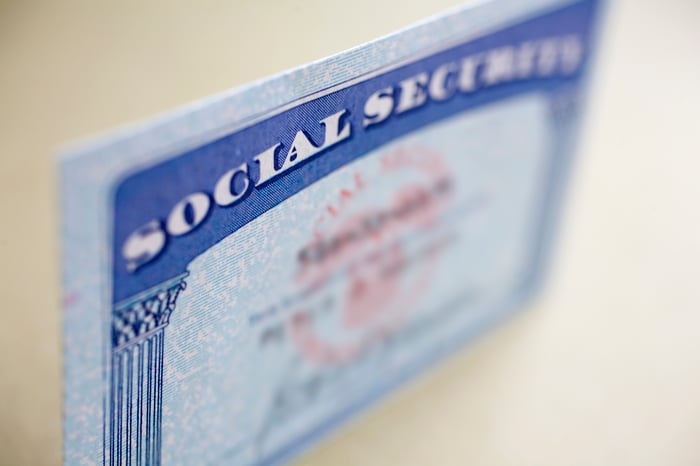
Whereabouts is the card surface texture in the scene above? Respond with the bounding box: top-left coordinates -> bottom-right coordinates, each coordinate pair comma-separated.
61,1 -> 603,464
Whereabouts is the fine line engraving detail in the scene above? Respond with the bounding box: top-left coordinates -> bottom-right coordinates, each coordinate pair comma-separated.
109,273 -> 188,466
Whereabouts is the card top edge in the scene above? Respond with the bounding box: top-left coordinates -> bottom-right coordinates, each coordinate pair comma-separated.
57,0 -> 578,171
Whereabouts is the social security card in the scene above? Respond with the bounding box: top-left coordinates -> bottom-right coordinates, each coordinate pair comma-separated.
60,1 -> 603,464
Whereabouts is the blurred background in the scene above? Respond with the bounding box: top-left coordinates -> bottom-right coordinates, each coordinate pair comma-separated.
1,0 -> 698,464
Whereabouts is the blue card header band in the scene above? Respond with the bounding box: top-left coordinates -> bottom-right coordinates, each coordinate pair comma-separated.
113,0 -> 598,303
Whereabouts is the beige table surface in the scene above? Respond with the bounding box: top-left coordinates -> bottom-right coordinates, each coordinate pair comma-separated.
1,1 -> 699,465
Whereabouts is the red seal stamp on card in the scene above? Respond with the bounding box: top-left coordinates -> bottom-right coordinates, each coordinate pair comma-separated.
290,144 -> 454,365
